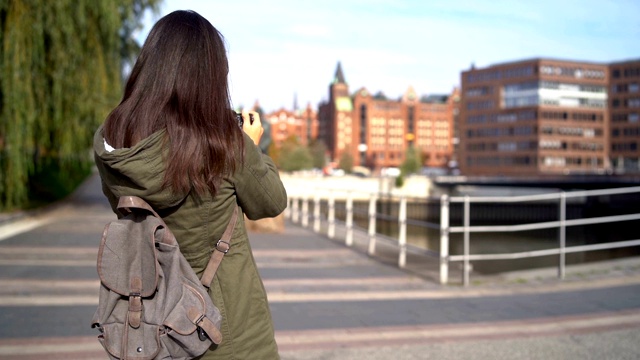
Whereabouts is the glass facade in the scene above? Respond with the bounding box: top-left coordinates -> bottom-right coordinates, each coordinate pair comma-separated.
503,81 -> 607,109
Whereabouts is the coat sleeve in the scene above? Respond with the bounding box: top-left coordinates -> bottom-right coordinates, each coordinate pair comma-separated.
233,134 -> 288,220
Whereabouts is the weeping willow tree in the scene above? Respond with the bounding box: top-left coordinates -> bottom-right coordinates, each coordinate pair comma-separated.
0,0 -> 160,210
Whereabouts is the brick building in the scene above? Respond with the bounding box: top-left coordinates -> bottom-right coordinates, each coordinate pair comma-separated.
459,58 -> 609,176
266,104 -> 318,149
318,62 -> 458,173
609,59 -> 640,174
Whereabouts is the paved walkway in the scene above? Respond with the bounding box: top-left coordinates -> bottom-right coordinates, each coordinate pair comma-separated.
0,174 -> 639,359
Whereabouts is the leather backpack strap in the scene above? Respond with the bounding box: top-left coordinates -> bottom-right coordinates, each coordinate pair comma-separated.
200,206 -> 239,288
118,196 -> 174,245
118,196 -> 161,219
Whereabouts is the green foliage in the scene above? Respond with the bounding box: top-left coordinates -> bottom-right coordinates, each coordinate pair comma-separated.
395,146 -> 421,188
27,156 -> 93,208
267,141 -> 280,164
400,146 -> 422,176
309,139 -> 328,169
0,0 -> 160,210
276,135 -> 313,172
338,151 -> 354,173
281,147 -> 313,172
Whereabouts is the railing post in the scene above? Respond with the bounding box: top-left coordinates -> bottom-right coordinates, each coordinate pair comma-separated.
440,194 -> 450,285
559,192 -> 566,279
292,197 -> 299,224
398,196 -> 407,268
463,195 -> 470,287
328,191 -> 335,239
286,197 -> 292,219
367,194 -> 378,255
313,192 -> 321,233
345,192 -> 354,246
301,195 -> 309,228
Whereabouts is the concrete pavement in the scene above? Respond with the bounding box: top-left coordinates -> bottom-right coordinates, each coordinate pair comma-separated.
0,173 -> 639,359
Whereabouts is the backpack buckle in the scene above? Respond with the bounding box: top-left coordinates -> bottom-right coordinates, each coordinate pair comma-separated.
215,240 -> 230,254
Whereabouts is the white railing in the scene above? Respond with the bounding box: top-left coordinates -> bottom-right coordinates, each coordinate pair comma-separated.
286,185 -> 640,286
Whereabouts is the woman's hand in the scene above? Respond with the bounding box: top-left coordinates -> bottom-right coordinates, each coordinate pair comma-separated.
241,111 -> 264,146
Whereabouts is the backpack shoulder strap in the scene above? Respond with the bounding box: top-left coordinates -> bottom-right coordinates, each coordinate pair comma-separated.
119,196 -> 239,288
118,196 -> 175,245
118,196 -> 159,218
200,205 -> 239,288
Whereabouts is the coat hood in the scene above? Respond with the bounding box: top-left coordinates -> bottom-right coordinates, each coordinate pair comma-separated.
93,126 -> 187,209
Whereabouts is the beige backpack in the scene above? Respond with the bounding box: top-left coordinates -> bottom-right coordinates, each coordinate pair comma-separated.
91,196 -> 237,359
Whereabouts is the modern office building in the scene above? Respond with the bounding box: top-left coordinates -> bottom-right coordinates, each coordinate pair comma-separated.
609,59 -> 640,174
318,62 -> 458,173
459,58 -> 609,176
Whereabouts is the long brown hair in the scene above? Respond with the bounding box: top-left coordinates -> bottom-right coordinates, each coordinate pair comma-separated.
103,10 -> 243,196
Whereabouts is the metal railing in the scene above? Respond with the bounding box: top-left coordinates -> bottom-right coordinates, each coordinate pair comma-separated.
286,185 -> 640,286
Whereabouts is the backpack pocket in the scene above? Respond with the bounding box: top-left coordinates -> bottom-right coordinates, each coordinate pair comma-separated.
160,281 -> 222,357
98,322 -> 161,360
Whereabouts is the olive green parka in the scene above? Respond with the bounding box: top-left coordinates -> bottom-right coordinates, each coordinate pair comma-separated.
93,125 -> 287,359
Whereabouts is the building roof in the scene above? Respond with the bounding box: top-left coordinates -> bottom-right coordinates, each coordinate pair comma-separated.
609,58 -> 640,66
481,57 -> 608,70
333,62 -> 347,85
420,94 -> 449,104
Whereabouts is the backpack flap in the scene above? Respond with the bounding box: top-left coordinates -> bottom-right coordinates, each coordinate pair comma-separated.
163,282 -> 223,345
97,212 -> 159,298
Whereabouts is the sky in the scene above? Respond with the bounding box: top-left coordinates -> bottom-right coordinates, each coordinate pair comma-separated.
137,0 -> 640,113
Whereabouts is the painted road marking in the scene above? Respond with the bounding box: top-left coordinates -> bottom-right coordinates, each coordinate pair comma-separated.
275,309 -> 640,352
0,310 -> 638,358
0,218 -> 52,242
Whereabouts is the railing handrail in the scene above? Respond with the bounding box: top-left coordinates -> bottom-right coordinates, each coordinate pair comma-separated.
285,185 -> 640,286
449,213 -> 640,233
449,239 -> 640,261
449,185 -> 640,203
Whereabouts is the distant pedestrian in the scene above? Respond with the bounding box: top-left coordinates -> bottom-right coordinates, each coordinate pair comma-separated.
93,10 -> 287,359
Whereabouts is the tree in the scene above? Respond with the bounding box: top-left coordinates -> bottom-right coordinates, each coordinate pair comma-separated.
277,135 -> 313,172
309,139 -> 328,169
400,146 -> 422,176
338,150 -> 354,173
0,0 -> 160,210
281,147 -> 313,172
395,146 -> 422,188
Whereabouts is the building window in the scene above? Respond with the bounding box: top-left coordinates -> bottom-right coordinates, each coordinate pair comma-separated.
359,104 -> 367,145
407,105 -> 415,136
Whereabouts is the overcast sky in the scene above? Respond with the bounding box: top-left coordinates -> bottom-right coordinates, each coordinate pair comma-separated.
138,0 -> 640,113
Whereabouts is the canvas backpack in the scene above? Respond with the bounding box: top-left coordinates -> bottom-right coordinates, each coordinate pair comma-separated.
91,195 -> 238,359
